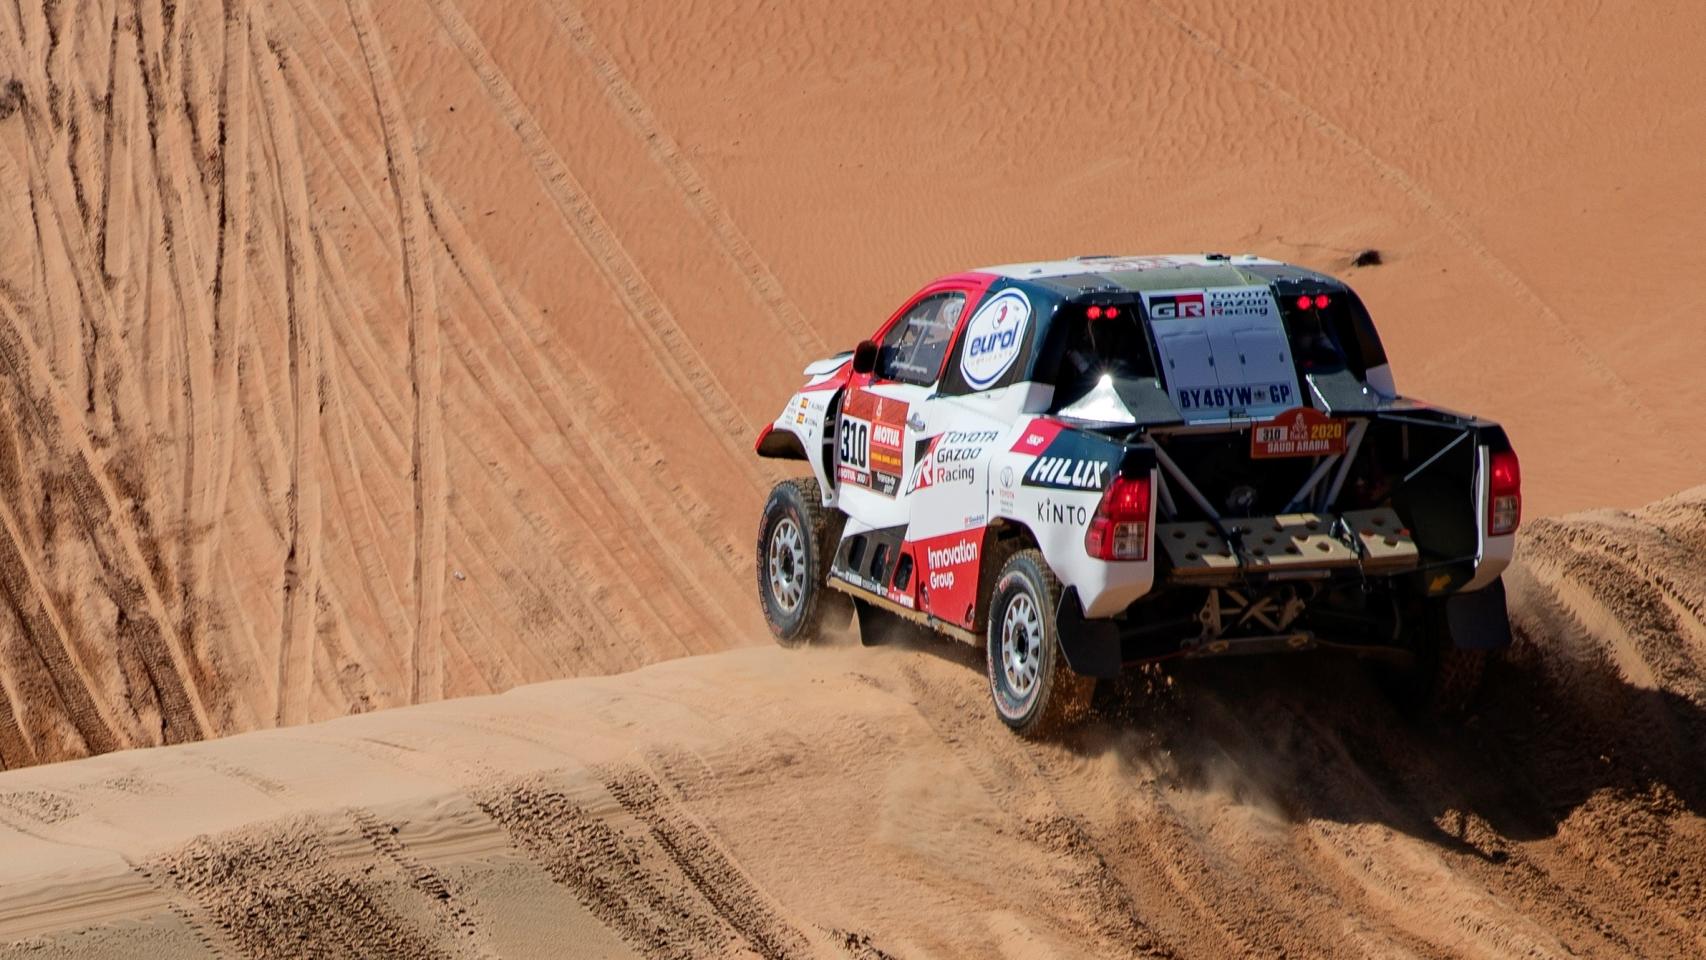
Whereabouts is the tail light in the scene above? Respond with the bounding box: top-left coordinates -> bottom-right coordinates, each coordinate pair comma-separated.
1085,473 -> 1151,561
1488,449 -> 1521,536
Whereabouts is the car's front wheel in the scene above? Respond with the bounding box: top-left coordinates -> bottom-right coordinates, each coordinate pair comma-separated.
986,547 -> 1094,737
757,477 -> 849,646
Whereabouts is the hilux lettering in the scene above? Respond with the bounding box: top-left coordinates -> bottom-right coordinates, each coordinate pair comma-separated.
1025,457 -> 1107,490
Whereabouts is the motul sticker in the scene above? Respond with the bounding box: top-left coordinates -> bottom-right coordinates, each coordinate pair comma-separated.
839,390 -> 908,496
1251,407 -> 1348,459
959,288 -> 1031,389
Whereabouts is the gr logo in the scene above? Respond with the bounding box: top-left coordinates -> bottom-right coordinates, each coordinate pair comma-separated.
1148,293 -> 1205,320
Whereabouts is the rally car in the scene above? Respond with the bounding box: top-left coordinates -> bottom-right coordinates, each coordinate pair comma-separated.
754,254 -> 1519,735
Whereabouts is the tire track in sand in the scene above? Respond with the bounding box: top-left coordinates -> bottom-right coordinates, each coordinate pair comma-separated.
325,719 -> 822,960
0,293 -> 214,749
266,0 -> 749,644
251,20 -> 324,729
343,0 -> 449,707
1,12 -> 217,751
349,806 -> 500,960
1143,0 -> 1677,454
424,0 -> 771,495
539,0 -> 827,366
200,0 -> 253,602
895,662 -> 1182,960
151,818 -> 455,960
0,802 -> 247,957
472,777 -> 735,960
600,763 -> 818,960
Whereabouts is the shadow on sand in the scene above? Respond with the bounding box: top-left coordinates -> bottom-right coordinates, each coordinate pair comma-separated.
871,607 -> 1706,859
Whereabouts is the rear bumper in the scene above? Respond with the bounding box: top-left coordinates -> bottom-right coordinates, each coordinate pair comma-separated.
1055,573 -> 1511,678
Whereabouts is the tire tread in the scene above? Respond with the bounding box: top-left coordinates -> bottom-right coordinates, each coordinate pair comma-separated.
756,477 -> 849,646
989,547 -> 1094,737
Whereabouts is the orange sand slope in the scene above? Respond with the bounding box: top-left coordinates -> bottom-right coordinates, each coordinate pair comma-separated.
1,0 -> 1703,768
0,491 -> 1703,958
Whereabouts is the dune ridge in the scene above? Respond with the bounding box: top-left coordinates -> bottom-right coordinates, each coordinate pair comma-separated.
4,1 -> 1706,954
0,490 -> 1703,956
2,0 -> 1705,770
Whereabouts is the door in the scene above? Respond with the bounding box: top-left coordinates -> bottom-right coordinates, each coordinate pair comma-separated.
836,290 -> 969,529
902,282 -> 1036,627
832,288 -> 972,606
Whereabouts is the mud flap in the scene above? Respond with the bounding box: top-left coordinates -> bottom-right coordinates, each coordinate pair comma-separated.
1056,587 -> 1124,677
1444,577 -> 1511,650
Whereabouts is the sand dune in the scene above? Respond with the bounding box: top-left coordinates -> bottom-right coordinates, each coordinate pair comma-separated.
1,0 -> 1704,769
0,491 -> 1703,957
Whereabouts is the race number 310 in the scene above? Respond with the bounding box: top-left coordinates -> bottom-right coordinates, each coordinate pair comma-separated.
839,419 -> 870,470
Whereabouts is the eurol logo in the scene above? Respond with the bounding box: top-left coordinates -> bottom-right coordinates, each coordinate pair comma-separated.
1147,292 -> 1205,320
959,289 -> 1031,389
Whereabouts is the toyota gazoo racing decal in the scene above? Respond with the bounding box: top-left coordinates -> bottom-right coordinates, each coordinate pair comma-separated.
1144,286 -> 1301,420
907,429 -> 1000,494
837,390 -> 907,497
958,288 -> 1031,390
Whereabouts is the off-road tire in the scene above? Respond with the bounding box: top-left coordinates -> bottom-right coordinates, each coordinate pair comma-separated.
757,477 -> 850,646
985,548 -> 1094,737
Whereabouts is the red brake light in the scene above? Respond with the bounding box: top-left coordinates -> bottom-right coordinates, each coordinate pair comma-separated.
1488,449 -> 1521,536
1296,295 -> 1313,310
1314,294 -> 1331,309
1085,473 -> 1151,561
1087,305 -> 1103,320
1106,306 -> 1120,318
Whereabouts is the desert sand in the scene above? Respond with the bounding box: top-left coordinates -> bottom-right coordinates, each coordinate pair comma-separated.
0,494 -> 1704,957
1,0 -> 1704,955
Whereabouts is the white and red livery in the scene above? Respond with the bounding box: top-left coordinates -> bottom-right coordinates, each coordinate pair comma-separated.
755,255 -> 1518,735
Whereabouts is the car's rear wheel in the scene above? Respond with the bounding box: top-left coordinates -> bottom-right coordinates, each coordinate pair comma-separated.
757,477 -> 849,646
986,548 -> 1094,737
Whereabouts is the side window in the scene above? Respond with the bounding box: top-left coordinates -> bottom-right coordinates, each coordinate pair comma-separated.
877,292 -> 965,386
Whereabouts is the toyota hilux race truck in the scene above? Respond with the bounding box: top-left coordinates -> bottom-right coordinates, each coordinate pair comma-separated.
754,254 -> 1520,736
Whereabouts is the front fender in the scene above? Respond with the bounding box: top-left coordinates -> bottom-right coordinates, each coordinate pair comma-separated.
757,386 -> 844,505
755,424 -> 807,460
